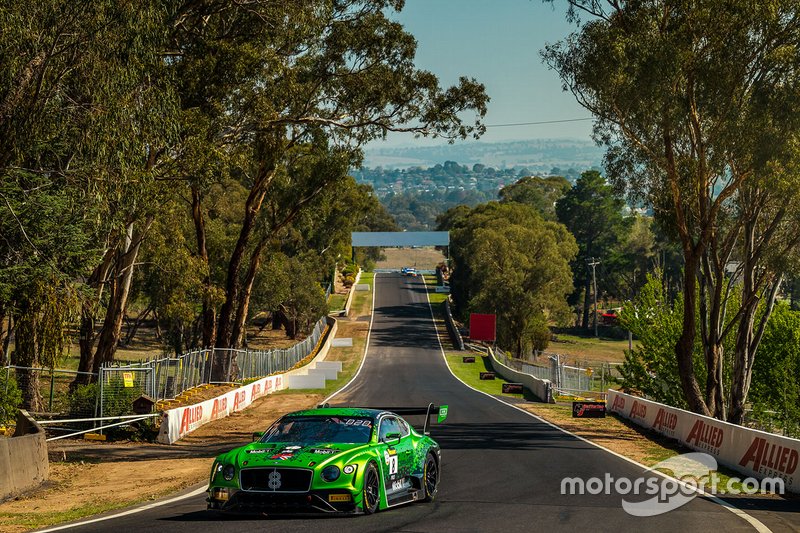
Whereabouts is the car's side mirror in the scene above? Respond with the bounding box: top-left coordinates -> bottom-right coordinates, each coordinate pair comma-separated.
383,432 -> 402,445
252,431 -> 264,442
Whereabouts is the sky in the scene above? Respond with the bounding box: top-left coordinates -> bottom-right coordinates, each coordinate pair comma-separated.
368,0 -> 593,149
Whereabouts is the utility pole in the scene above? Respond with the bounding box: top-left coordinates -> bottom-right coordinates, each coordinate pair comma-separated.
586,257 -> 601,338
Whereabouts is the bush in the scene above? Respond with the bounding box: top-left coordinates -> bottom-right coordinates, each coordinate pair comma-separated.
0,374 -> 22,426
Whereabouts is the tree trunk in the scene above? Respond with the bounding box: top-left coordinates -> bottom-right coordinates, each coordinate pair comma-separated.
74,246 -> 116,387
675,254 -> 710,415
729,273 -> 782,424
123,304 -> 152,346
0,308 -> 7,366
191,186 -> 217,348
92,218 -> 153,375
12,306 -> 43,412
231,238 -> 268,349
277,307 -> 296,338
213,164 -> 276,381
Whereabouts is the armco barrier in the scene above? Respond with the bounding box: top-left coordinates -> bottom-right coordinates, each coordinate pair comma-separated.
608,390 -> 800,493
443,300 -> 465,351
0,410 -> 48,501
488,348 -> 554,403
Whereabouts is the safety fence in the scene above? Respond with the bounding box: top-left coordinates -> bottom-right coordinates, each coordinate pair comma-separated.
98,315 -> 327,412
491,348 -> 621,399
3,315 -> 327,437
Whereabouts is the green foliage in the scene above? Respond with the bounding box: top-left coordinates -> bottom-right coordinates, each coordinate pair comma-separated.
68,383 -> 99,418
618,274 -> 688,408
555,170 -> 626,325
750,303 -> 800,424
448,202 -> 577,357
0,373 -> 22,426
499,175 -> 571,220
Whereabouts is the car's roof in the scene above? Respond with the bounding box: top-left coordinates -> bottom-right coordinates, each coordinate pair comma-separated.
283,407 -> 389,419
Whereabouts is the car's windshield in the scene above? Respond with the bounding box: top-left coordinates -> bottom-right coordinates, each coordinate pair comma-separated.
260,416 -> 374,445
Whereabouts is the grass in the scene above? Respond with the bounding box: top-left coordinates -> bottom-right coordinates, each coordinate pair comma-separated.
0,479 -> 203,533
548,332 -> 637,364
444,352 -> 525,400
327,293 -> 347,311
281,271 -> 374,398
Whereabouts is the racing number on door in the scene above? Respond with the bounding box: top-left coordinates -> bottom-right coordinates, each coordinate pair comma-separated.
385,451 -> 398,476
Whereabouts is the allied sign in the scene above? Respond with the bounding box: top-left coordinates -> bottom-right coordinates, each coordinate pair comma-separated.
607,390 -> 800,493
462,356 -> 476,363
479,372 -> 496,380
572,401 -> 607,418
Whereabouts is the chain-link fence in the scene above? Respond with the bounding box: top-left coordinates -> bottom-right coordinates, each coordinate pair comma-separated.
97,316 -> 328,418
493,348 -> 622,399
2,365 -> 98,418
3,316 -> 328,429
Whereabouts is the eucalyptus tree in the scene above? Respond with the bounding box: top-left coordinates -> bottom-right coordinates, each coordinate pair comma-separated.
544,0 -> 800,421
447,202 -> 577,357
1,2 -> 177,398
165,1 -> 488,380
498,175 -> 571,220
555,171 -> 625,329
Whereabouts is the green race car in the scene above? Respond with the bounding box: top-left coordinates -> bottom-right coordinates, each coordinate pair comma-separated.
206,404 -> 447,515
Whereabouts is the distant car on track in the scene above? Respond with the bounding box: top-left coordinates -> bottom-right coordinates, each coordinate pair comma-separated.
207,405 -> 446,516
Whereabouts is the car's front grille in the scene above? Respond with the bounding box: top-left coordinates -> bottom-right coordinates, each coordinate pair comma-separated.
240,468 -> 313,493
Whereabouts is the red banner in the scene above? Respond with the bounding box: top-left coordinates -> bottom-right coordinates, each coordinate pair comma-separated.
469,313 -> 496,341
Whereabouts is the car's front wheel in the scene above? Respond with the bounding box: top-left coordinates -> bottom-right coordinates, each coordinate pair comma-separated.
423,452 -> 439,502
362,462 -> 380,514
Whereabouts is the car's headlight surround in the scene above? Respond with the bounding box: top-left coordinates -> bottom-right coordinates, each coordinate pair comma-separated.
321,465 -> 340,482
343,464 -> 356,475
222,464 -> 236,481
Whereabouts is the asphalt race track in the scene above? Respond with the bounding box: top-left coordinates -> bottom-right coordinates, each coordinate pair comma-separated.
47,273 -> 799,533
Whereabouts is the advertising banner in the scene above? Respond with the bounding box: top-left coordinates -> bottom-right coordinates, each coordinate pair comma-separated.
607,390 -> 799,493
157,374 -> 285,444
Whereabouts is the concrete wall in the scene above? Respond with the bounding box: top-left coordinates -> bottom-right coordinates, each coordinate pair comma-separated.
488,348 -> 554,403
342,269 -> 362,317
0,410 -> 49,502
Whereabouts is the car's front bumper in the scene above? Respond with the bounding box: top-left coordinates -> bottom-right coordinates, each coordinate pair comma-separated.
207,488 -> 361,515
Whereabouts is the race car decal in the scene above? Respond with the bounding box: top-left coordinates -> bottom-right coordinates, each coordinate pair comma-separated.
384,449 -> 399,476
310,448 -> 340,455
271,445 -> 302,460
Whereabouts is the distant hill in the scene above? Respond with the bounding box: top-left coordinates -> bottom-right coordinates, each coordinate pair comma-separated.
363,138 -> 604,171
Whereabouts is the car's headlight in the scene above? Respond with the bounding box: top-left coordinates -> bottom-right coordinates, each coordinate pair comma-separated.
222,464 -> 236,481
343,464 -> 356,475
321,465 -> 340,482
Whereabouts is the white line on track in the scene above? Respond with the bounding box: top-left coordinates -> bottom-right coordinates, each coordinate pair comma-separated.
35,485 -> 208,533
420,275 -> 772,533
36,275 -> 380,532
323,272 -> 377,404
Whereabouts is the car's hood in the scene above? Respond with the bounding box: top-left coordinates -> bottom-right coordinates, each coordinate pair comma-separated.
229,442 -> 366,469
